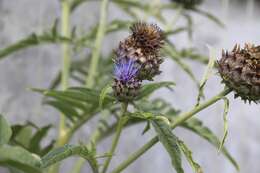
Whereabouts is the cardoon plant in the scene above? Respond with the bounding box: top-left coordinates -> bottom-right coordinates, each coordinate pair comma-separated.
0,0 -> 258,173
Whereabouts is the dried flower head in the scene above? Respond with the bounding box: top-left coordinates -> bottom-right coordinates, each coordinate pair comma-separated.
112,58 -> 141,101
218,43 -> 260,103
115,22 -> 165,81
130,22 -> 164,56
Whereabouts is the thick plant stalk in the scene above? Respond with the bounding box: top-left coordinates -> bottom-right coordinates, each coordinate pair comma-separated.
85,0 -> 109,88
48,0 -> 71,173
59,0 -> 71,144
101,103 -> 128,173
110,88 -> 232,173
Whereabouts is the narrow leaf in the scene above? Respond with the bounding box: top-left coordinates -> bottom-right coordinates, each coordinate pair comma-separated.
196,46 -> 216,106
99,84 -> 112,109
29,125 -> 52,154
142,121 -> 151,135
193,8 -> 225,27
177,139 -> 203,173
219,97 -> 229,152
0,30 -> 70,60
41,144 -> 98,173
183,118 -> 239,170
13,126 -> 33,148
0,146 -> 42,173
45,100 -> 80,121
141,99 -> 239,170
152,119 -> 184,173
0,115 -> 12,146
136,82 -> 175,100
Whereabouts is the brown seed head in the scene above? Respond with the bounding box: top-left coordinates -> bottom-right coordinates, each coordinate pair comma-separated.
130,22 -> 164,56
218,43 -> 260,103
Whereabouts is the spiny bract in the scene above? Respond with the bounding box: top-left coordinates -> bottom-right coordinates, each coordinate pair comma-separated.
218,43 -> 260,103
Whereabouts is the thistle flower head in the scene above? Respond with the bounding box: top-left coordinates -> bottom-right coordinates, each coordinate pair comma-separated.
113,58 -> 141,102
114,22 -> 165,81
218,43 -> 260,103
112,22 -> 165,101
114,58 -> 140,83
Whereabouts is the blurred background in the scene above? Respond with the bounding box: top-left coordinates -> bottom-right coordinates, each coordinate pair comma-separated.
0,0 -> 260,173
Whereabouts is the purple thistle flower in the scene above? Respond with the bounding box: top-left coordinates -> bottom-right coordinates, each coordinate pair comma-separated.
114,58 -> 140,83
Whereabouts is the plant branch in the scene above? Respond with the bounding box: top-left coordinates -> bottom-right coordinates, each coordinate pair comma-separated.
48,1 -> 71,173
59,0 -> 72,138
101,103 -> 128,173
85,0 -> 109,88
110,88 -> 232,173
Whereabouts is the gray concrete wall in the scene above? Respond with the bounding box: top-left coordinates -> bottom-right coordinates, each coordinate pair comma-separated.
0,0 -> 259,173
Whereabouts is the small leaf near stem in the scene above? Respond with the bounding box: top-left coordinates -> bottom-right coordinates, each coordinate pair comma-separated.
218,97 -> 229,152
177,139 -> 203,173
152,119 -> 184,173
196,45 -> 216,106
0,115 -> 12,146
99,84 -> 112,110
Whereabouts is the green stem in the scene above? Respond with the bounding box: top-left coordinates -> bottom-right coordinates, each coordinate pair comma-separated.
85,0 -> 109,88
48,1 -> 71,173
101,103 -> 128,173
110,88 -> 232,173
59,0 -> 71,140
71,110 -> 111,173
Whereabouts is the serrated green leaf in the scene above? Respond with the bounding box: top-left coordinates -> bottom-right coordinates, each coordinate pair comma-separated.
0,28 -> 71,60
152,119 -> 184,173
219,97 -> 229,152
41,144 -> 98,173
10,123 -> 54,157
136,82 -> 175,100
183,118 -> 239,171
138,99 -> 238,170
29,125 -> 52,154
32,87 -> 116,132
47,93 -> 90,111
45,100 -> 79,122
177,139 -> 203,173
0,115 -> 12,146
134,98 -> 180,117
99,84 -> 112,109
68,87 -> 115,105
14,126 -> 33,148
0,146 -> 42,173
